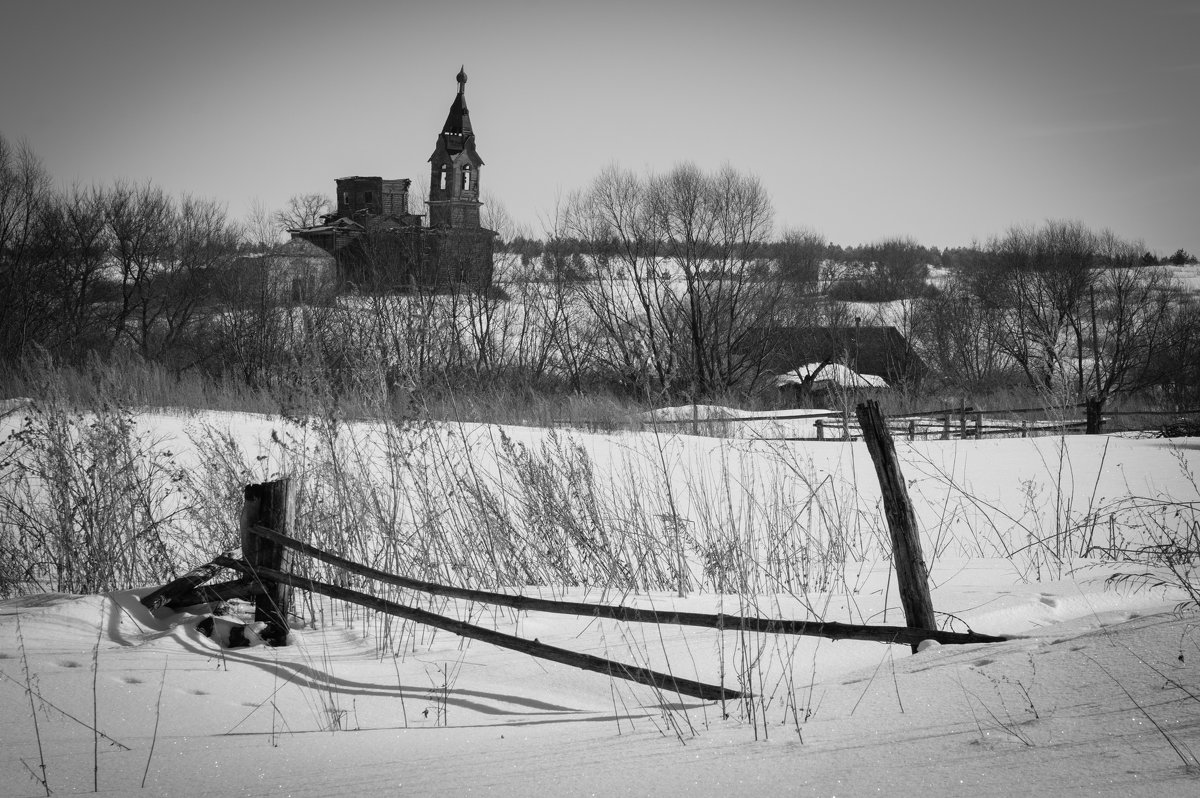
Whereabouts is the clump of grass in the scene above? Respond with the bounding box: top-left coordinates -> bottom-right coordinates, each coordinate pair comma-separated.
0,391 -> 190,596
0,350 -> 281,416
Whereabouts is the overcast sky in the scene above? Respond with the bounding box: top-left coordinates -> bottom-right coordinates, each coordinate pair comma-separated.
2,0 -> 1197,255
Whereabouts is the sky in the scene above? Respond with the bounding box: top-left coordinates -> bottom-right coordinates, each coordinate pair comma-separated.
1,0 -> 1197,255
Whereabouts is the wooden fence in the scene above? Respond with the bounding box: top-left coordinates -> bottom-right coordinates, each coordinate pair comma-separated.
141,405 -> 1008,701
595,404 -> 1200,442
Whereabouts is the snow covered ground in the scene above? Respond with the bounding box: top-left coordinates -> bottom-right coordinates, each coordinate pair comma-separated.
1,408 -> 1198,796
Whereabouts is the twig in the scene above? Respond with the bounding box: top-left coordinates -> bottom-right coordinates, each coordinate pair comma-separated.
16,613 -> 50,797
92,615 -> 101,792
142,656 -> 168,789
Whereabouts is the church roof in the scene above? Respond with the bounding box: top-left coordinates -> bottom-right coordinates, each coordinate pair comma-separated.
289,216 -> 365,235
438,67 -> 476,155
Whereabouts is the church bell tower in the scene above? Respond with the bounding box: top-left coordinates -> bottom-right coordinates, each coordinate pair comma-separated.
427,67 -> 484,228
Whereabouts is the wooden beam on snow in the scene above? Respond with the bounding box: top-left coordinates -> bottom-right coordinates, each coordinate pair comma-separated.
214,556 -> 742,702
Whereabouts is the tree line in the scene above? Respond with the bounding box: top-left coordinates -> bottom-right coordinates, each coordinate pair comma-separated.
4,131 -> 1199,412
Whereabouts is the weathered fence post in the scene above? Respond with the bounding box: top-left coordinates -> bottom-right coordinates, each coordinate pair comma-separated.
908,419 -> 916,441
241,480 -> 293,646
1085,398 -> 1104,435
841,407 -> 850,439
855,401 -> 937,652
942,410 -> 951,440
974,411 -> 983,439
815,419 -> 825,440
959,398 -> 968,439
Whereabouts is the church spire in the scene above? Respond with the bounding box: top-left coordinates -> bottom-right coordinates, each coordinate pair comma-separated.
440,67 -> 473,145
428,67 -> 484,229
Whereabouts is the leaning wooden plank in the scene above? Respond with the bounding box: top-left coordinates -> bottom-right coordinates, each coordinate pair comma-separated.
213,556 -> 741,701
856,400 -> 937,653
246,525 -> 1006,647
166,578 -> 265,609
139,554 -> 232,610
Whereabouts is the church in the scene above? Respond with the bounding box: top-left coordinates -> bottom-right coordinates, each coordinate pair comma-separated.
290,68 -> 496,293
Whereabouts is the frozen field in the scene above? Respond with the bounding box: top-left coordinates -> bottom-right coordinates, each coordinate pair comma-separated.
1,407 -> 1198,796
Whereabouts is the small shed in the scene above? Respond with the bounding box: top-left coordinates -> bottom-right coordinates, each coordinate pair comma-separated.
234,238 -> 338,305
775,362 -> 889,408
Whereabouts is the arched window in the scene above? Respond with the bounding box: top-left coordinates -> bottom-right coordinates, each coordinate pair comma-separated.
462,165 -> 472,192
439,165 -> 448,191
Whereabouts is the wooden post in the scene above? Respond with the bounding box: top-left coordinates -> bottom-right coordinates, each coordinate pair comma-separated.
241,480 -> 292,646
1021,419 -> 1029,438
959,398 -> 967,439
855,401 -> 937,652
908,419 -> 916,441
815,419 -> 825,440
974,411 -> 983,439
1085,398 -> 1104,435
942,410 -> 951,440
842,407 -> 850,439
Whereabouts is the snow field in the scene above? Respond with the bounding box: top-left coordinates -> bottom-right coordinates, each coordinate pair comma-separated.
1,406 -> 1198,795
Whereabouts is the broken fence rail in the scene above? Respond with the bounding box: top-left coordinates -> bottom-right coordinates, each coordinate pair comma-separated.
242,523 -> 1007,648
214,555 -> 741,702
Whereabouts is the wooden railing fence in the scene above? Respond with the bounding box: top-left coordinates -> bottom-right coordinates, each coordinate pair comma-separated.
141,403 -> 1008,700
590,404 -> 1200,442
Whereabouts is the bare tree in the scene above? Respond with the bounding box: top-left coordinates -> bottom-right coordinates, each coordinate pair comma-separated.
0,135 -> 53,361
105,184 -> 239,365
775,227 -> 826,295
912,275 -> 1013,390
1083,234 -> 1182,405
566,165 -> 675,395
834,237 -> 929,301
968,220 -> 1098,391
152,195 -> 240,366
274,192 -> 332,231
242,198 -> 284,250
105,182 -> 173,353
565,162 -> 780,399
28,186 -> 110,356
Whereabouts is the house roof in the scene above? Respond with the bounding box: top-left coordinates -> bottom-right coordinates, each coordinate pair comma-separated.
774,363 -> 889,390
750,325 -> 927,386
